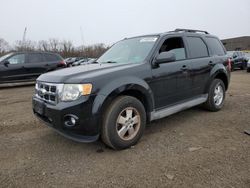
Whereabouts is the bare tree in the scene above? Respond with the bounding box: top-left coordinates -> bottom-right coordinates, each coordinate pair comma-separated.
14,40 -> 36,51
1,37 -> 109,58
0,38 -> 10,54
48,38 -> 60,52
37,40 -> 49,51
61,40 -> 74,57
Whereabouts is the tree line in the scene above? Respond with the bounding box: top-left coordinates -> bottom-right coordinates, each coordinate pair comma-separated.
0,38 -> 109,58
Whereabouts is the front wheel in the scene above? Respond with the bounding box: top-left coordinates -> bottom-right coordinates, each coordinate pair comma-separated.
203,79 -> 226,112
102,96 -> 146,150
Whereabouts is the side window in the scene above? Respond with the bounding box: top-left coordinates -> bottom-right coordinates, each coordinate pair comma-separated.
7,54 -> 25,64
159,37 -> 186,61
45,54 -> 59,61
205,37 -> 225,56
28,53 -> 44,63
186,37 -> 208,58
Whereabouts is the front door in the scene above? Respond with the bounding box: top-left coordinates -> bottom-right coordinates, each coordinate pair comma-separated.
0,53 -> 27,82
150,36 -> 193,109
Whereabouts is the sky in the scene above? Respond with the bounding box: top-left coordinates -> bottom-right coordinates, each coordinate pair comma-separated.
0,0 -> 249,46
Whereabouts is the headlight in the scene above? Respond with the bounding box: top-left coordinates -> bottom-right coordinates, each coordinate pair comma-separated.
61,84 -> 92,101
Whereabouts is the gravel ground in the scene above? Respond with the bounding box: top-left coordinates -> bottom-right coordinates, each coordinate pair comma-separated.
0,71 -> 249,188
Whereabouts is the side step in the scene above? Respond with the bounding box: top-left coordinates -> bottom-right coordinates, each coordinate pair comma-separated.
150,94 -> 208,121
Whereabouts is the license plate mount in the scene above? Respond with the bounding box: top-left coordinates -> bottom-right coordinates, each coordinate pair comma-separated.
33,99 -> 45,115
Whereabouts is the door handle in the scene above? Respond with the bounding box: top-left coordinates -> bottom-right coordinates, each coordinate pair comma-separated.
209,61 -> 215,66
181,65 -> 188,71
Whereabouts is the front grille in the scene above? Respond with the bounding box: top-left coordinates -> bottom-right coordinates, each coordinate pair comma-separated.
35,82 -> 63,104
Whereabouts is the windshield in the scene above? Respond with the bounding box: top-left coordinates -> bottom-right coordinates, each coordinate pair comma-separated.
227,51 -> 234,55
245,53 -> 250,58
0,53 -> 13,62
97,36 -> 158,64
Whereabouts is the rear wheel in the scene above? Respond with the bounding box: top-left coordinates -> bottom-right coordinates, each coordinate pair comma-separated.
247,68 -> 250,73
102,96 -> 146,150
203,79 -> 225,112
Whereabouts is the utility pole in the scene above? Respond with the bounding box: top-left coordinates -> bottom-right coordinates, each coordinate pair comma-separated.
22,27 -> 27,49
80,26 -> 84,47
80,26 -> 85,57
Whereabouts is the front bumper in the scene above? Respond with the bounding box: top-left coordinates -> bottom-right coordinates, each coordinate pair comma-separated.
32,95 -> 100,143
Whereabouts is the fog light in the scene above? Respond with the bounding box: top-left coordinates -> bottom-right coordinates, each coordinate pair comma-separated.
70,117 -> 76,125
64,114 -> 79,127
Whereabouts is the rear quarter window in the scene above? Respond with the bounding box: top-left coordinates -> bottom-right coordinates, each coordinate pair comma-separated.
186,37 -> 208,58
27,53 -> 44,63
205,37 -> 226,56
44,54 -> 61,61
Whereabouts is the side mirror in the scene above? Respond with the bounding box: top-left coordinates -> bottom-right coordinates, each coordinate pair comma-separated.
3,60 -> 10,66
155,52 -> 176,64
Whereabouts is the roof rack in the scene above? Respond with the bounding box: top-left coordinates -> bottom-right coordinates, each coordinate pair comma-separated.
174,29 -> 209,34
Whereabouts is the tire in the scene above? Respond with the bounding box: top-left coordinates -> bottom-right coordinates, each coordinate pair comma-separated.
203,79 -> 226,112
231,63 -> 235,71
241,62 -> 248,70
247,68 -> 250,73
101,96 -> 146,150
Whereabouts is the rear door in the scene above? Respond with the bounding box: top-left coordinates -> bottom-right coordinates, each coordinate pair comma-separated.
0,53 -> 27,82
184,36 -> 211,96
43,53 -> 62,69
24,53 -> 47,79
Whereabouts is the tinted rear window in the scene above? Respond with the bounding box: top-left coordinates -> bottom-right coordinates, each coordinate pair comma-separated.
186,37 -> 208,58
28,53 -> 44,63
206,37 -> 225,56
44,54 -> 61,61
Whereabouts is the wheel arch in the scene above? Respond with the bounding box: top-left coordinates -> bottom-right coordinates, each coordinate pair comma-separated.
92,77 -> 154,122
206,67 -> 229,92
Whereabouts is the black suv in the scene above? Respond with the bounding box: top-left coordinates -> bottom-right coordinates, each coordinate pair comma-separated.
0,52 -> 66,83
32,29 -> 231,150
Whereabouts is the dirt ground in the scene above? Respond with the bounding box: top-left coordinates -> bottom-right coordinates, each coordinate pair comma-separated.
0,71 -> 249,188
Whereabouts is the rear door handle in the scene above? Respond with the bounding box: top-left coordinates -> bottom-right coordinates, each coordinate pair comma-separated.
181,65 -> 188,71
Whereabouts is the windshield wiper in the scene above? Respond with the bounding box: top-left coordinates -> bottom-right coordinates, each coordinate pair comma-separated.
103,61 -> 118,64
90,61 -> 100,64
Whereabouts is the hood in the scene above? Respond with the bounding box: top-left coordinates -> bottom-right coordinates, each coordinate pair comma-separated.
37,63 -> 140,83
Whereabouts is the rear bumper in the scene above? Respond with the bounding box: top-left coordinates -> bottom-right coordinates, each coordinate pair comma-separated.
32,95 -> 100,143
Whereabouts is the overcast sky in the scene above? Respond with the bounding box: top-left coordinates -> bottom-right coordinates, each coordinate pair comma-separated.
0,0 -> 249,46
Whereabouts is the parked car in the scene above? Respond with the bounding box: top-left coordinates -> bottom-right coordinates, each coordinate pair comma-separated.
72,58 -> 90,66
77,58 -> 97,66
246,53 -> 250,72
32,29 -> 231,150
0,52 -> 66,83
65,57 -> 84,67
227,51 -> 247,70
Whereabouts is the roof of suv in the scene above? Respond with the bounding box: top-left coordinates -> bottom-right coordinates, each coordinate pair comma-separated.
127,29 -> 217,40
